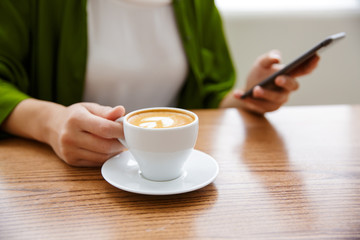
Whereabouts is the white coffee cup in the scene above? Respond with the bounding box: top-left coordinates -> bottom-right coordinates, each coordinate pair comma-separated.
117,107 -> 199,181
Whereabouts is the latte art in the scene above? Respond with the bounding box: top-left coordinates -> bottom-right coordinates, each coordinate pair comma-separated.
128,110 -> 194,129
138,116 -> 175,128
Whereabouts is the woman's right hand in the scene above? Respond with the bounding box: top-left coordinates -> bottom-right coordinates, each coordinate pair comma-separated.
1,99 -> 126,167
47,102 -> 126,167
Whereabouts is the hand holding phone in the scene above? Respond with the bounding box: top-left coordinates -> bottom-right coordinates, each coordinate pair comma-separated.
241,32 -> 346,99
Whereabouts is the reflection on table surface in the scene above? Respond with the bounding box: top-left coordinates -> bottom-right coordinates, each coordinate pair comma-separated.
1,105 -> 359,239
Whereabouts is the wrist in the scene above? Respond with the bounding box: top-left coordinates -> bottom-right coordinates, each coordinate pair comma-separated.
1,98 -> 66,145
33,100 -> 68,147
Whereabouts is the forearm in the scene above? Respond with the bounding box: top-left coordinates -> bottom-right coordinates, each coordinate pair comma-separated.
0,98 -> 66,144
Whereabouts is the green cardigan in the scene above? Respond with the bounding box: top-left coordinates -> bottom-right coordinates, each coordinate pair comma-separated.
0,0 -> 235,126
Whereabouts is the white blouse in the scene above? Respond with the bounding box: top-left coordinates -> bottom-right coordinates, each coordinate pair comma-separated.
83,0 -> 188,112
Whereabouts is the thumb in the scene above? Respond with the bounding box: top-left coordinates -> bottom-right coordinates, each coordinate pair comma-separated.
104,105 -> 126,121
81,103 -> 126,120
259,50 -> 281,68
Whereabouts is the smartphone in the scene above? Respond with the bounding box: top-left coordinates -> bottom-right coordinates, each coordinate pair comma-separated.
240,32 -> 346,99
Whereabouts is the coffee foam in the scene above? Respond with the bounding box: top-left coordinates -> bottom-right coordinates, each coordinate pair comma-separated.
128,110 -> 194,129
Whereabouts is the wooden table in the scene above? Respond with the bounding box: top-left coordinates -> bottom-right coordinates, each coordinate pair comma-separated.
1,105 -> 359,239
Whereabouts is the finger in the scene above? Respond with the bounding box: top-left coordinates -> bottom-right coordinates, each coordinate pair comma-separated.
253,86 -> 289,105
235,89 -> 283,114
275,76 -> 299,92
81,103 -> 126,120
233,89 -> 243,99
259,50 -> 282,68
57,127 -> 124,157
78,110 -> 124,139
104,105 -> 126,121
77,131 -> 125,155
290,54 -> 320,77
234,90 -> 269,114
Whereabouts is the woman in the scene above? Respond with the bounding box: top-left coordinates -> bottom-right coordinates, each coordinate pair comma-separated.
0,0 -> 318,167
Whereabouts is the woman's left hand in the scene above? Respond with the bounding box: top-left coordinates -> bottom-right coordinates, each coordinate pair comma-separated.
230,50 -> 320,114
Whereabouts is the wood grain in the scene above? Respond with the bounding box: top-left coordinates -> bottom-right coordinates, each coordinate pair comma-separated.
1,105 -> 359,239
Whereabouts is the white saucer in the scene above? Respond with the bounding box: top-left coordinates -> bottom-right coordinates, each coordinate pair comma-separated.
101,150 -> 219,195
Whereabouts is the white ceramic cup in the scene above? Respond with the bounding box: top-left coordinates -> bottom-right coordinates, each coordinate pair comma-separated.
117,107 -> 199,181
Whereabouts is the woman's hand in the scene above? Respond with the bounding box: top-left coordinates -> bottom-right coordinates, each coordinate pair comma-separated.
47,102 -> 126,167
1,99 -> 126,167
221,50 -> 320,114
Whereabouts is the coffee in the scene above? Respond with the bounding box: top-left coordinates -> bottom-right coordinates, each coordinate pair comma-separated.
128,110 -> 194,129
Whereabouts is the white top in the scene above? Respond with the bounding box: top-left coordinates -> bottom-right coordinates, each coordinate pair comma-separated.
84,0 -> 188,112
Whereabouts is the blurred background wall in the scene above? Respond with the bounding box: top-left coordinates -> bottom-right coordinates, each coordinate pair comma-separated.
215,0 -> 360,106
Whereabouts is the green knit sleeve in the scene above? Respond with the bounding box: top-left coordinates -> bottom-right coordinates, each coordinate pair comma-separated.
0,0 -> 30,126
0,78 -> 29,124
173,0 -> 236,109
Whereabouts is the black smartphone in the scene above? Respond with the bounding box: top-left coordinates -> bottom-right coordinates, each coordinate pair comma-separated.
240,32 -> 346,99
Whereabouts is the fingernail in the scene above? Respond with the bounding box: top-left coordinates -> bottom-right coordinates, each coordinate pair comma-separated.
270,51 -> 281,60
254,86 -> 264,96
233,89 -> 243,98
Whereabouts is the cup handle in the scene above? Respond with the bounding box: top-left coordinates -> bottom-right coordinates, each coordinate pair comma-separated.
116,117 -> 128,149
